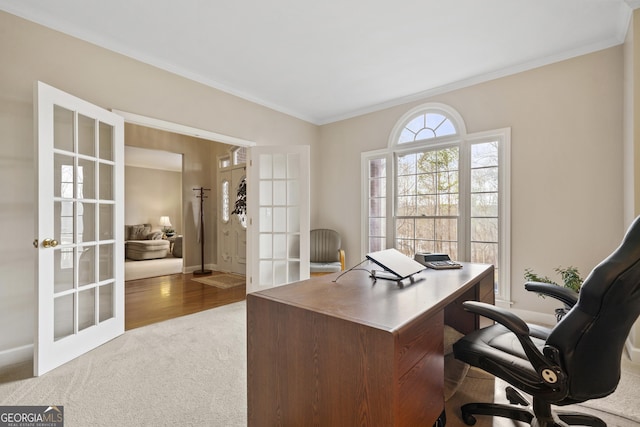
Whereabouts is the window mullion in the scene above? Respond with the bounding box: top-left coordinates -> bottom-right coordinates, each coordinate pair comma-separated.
458,140 -> 471,262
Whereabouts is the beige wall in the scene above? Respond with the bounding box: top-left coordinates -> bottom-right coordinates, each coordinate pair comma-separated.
319,46 -> 625,315
624,9 -> 640,360
0,11 -> 318,367
125,166 -> 182,234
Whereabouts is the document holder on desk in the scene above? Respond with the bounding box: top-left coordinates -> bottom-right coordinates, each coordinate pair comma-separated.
366,248 -> 426,281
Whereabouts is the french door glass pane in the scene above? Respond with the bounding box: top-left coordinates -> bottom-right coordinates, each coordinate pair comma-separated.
260,181 -> 272,205
273,207 -> 286,232
78,246 -> 95,286
78,202 -> 96,243
287,153 -> 299,178
288,261 -> 300,282
54,154 -> 74,199
273,154 -> 286,179
260,261 -> 273,285
273,181 -> 286,205
274,261 -> 287,285
260,234 -> 272,258
287,207 -> 299,232
274,234 -> 286,258
77,114 -> 95,157
259,207 -> 272,232
99,204 -> 114,240
288,234 -> 300,258
287,181 -> 299,205
99,283 -> 114,322
259,154 -> 273,179
54,248 -> 74,293
53,105 -> 74,152
78,288 -> 95,331
99,163 -> 113,200
98,122 -> 113,161
54,294 -> 74,341
77,159 -> 95,199
55,201 -> 74,245
99,244 -> 114,281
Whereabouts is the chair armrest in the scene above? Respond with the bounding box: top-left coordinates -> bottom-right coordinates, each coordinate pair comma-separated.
462,301 -> 529,335
462,301 -> 560,378
339,249 -> 345,271
524,281 -> 578,308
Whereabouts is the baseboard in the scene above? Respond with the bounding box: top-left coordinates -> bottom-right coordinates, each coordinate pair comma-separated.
0,344 -> 32,370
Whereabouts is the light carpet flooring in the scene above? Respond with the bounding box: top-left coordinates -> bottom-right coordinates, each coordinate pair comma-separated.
125,255 -> 183,281
0,301 -> 638,426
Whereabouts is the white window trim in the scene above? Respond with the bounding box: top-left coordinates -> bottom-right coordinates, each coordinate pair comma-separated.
361,103 -> 511,306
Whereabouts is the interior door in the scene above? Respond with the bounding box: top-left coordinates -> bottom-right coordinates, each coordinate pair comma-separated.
34,81 -> 124,376
246,146 -> 310,293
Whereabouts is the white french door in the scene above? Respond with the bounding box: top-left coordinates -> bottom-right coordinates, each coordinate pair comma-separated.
34,82 -> 124,376
246,146 -> 310,293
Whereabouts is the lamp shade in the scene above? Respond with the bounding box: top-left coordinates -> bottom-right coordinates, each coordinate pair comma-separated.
159,216 -> 172,228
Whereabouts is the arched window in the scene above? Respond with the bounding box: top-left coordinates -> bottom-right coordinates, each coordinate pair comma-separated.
398,112 -> 457,143
362,103 -> 511,305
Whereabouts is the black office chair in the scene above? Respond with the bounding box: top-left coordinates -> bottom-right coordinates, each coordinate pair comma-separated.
452,216 -> 640,426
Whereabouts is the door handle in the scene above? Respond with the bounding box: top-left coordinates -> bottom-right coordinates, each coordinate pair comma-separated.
42,238 -> 59,248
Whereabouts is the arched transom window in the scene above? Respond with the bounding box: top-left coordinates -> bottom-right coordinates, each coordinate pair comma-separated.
398,112 -> 457,143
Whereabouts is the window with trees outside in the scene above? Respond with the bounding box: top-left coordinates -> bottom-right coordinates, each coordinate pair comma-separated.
361,103 -> 511,305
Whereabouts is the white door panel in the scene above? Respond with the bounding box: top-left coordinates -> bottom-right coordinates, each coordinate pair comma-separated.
246,146 -> 309,293
35,82 -> 124,376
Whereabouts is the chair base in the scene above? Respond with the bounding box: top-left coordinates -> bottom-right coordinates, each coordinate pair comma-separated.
460,388 -> 606,427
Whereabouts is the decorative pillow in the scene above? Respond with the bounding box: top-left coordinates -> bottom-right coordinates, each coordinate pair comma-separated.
130,224 -> 151,240
146,231 -> 164,240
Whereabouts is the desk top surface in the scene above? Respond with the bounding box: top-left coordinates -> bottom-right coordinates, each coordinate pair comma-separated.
249,262 -> 494,332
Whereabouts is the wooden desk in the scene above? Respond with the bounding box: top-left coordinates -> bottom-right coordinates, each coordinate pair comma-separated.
247,263 -> 494,426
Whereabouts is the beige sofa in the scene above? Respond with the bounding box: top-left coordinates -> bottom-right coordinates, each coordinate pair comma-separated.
125,224 -> 170,260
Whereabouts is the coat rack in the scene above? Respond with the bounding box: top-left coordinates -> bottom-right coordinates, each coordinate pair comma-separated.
193,186 -> 212,276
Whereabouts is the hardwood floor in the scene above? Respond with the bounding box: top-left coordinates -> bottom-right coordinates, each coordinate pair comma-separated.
125,272 -> 246,330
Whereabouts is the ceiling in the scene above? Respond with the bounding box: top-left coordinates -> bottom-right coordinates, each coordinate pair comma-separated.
1,0 -> 638,124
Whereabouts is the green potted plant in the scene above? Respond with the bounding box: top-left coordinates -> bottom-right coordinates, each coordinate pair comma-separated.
524,266 -> 584,321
